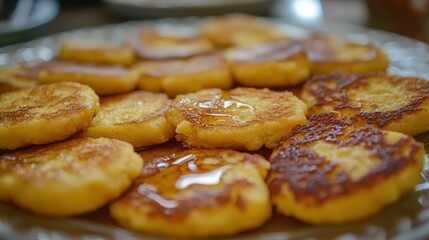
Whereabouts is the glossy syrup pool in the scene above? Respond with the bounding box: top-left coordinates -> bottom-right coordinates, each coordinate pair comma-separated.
192,97 -> 254,112
182,93 -> 256,125
125,151 -> 240,218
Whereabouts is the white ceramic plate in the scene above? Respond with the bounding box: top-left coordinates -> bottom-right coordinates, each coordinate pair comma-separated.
0,17 -> 429,239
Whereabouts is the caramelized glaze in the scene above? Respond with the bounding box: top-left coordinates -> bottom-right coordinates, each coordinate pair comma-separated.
120,146 -> 267,220
268,112 -> 422,204
304,72 -> 429,128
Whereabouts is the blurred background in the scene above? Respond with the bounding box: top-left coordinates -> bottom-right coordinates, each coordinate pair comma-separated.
0,0 -> 428,46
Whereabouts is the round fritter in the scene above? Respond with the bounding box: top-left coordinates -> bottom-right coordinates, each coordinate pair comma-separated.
225,40 -> 310,87
301,72 -> 429,135
0,82 -> 99,150
267,112 -> 424,224
305,35 -> 389,75
58,40 -> 135,66
0,137 -> 143,216
127,26 -> 215,60
201,14 -> 287,47
166,88 -> 307,151
110,145 -> 271,237
134,53 -> 233,97
80,91 -> 175,148
35,60 -> 138,95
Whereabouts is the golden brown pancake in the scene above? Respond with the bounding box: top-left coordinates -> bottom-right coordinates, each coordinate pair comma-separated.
0,137 -> 143,216
58,40 -> 135,66
36,60 -> 138,95
201,14 -> 288,47
110,144 -> 271,237
225,40 -> 310,87
166,87 -> 307,150
80,91 -> 175,148
0,82 -> 99,150
267,112 -> 424,224
134,53 -> 233,97
127,26 -> 215,60
304,34 -> 389,75
301,72 -> 429,135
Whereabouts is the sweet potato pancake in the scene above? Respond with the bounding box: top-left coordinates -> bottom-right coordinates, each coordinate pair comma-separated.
166,87 -> 307,150
305,35 -> 389,75
134,53 -> 233,97
0,82 -> 99,150
127,26 -> 215,60
0,137 -> 143,216
80,91 -> 175,148
37,60 -> 138,95
225,40 -> 310,87
301,72 -> 429,135
58,40 -> 135,66
267,112 -> 424,224
201,14 -> 287,47
110,145 -> 271,237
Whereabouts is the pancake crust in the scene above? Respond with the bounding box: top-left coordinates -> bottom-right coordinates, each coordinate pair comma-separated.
35,60 -> 138,95
225,40 -> 310,87
166,87 -> 307,150
127,26 -> 215,60
305,35 -> 389,75
80,91 -> 175,148
0,82 -> 99,150
110,144 -> 271,237
301,72 -> 429,135
267,112 -> 424,224
0,137 -> 143,216
58,40 -> 135,66
134,53 -> 233,97
201,14 -> 287,47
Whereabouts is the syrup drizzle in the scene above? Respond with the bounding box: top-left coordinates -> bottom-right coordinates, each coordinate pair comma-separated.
138,184 -> 179,209
137,153 -> 233,212
175,165 -> 231,189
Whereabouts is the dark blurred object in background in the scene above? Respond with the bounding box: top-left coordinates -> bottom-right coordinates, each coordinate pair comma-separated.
275,0 -> 429,43
366,0 -> 429,42
0,0 -> 59,46
0,0 -> 18,20
102,0 -> 279,19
